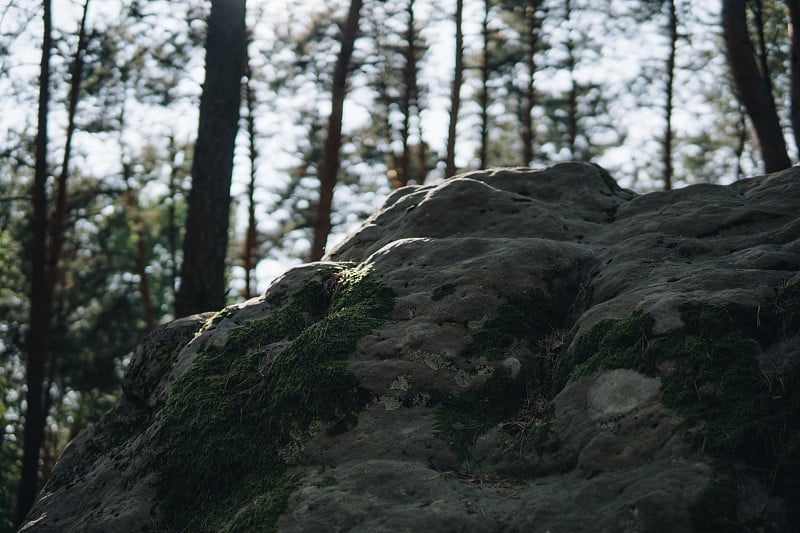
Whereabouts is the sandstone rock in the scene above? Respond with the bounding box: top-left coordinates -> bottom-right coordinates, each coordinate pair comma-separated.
20,162 -> 800,532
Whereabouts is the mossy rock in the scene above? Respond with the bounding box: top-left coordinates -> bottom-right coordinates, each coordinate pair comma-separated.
556,283 -> 800,530
434,288 -> 568,464
155,265 -> 395,531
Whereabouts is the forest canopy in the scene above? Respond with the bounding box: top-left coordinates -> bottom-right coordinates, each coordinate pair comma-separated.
1,0 -> 799,528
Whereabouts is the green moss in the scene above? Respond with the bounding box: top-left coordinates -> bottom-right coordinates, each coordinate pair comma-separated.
431,283 -> 456,301
155,265 -> 395,532
689,468 -> 739,532
554,311 -> 653,392
433,289 -> 569,466
556,283 -> 800,531
461,290 -> 562,361
316,476 -> 339,488
434,373 -> 527,463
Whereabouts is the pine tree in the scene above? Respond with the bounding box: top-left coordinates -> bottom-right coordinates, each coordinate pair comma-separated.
176,0 -> 247,315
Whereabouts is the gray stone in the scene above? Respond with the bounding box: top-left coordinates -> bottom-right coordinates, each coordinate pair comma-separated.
20,162 -> 800,532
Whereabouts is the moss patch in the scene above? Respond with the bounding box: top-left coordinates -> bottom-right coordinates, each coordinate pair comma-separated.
556,283 -> 800,530
435,289 -> 569,465
155,265 -> 394,532
431,283 -> 457,301
434,373 -> 527,461
554,311 -> 653,392
461,289 -> 565,361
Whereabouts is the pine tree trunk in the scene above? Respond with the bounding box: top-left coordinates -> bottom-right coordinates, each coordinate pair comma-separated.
564,0 -> 577,159
663,0 -> 676,191
122,163 -> 156,331
479,0 -> 490,169
722,0 -> 791,172
167,135 -> 180,310
445,0 -> 464,178
397,0 -> 417,187
176,0 -> 246,316
242,43 -> 258,298
17,0 -> 52,524
786,0 -> 800,154
47,0 -> 88,299
310,0 -> 363,261
520,1 -> 541,166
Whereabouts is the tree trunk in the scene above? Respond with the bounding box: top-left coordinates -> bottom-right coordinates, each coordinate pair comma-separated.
564,0 -> 577,159
663,0 -> 676,191
167,135 -> 180,311
17,0 -> 52,524
786,0 -> 800,154
397,0 -> 417,187
520,1 -> 541,166
47,0 -> 88,299
479,0 -> 490,169
445,0 -> 464,178
242,41 -> 258,299
752,0 -> 774,98
176,0 -> 246,316
722,0 -> 791,172
310,0 -> 363,261
121,162 -> 156,331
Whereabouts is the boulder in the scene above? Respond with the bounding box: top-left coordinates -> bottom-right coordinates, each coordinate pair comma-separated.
20,162 -> 800,532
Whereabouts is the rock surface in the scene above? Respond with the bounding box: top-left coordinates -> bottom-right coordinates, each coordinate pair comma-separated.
20,162 -> 800,532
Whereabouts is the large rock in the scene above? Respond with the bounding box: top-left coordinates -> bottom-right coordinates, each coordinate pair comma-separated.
20,162 -> 800,532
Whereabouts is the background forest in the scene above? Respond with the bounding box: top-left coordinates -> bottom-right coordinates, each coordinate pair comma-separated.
1,0 -> 799,528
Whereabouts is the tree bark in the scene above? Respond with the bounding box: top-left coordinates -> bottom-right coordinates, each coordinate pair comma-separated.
564,0 -> 577,159
520,1 -> 541,166
122,162 -> 156,331
786,0 -> 800,154
310,0 -> 363,261
47,0 -> 88,299
397,0 -> 416,187
176,0 -> 246,316
479,0 -> 490,169
242,41 -> 258,298
663,0 -> 676,190
167,135 -> 180,311
722,0 -> 791,172
17,0 -> 52,524
444,0 -> 464,178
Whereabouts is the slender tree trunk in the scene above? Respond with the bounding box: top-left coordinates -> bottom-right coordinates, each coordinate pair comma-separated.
17,0 -> 52,524
242,41 -> 258,298
752,0 -> 774,97
310,0 -> 363,261
416,123 -> 429,184
736,105 -> 747,177
135,226 -> 155,330
663,0 -> 677,191
445,0 -> 464,178
47,0 -> 88,299
167,135 -> 180,310
722,0 -> 791,172
520,1 -> 541,166
176,0 -> 246,316
564,0 -> 577,159
786,0 -> 800,154
479,0 -> 490,169
397,0 -> 417,187
121,161 -> 156,331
